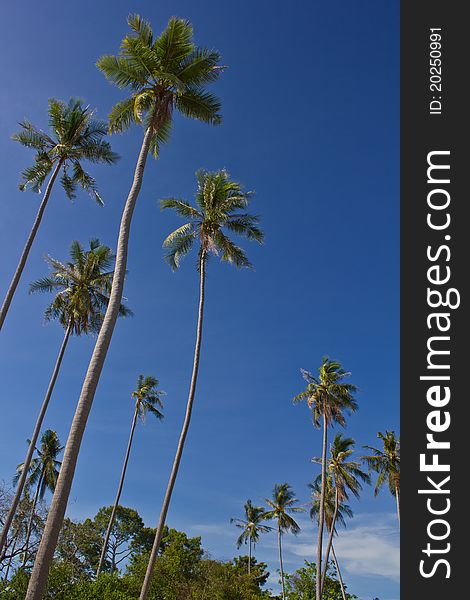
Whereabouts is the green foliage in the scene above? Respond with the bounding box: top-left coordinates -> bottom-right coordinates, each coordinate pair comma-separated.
97,14 -> 223,157
231,500 -> 272,549
293,358 -> 358,429
161,169 -> 264,270
363,430 -> 400,497
233,556 -> 270,588
132,375 -> 165,422
284,561 -> 357,600
29,239 -> 131,335
264,483 -> 304,535
12,98 -> 118,198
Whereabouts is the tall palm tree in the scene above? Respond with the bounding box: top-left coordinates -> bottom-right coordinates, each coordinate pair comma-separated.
0,98 -> 118,331
0,240 -> 129,559
231,500 -> 272,575
264,483 -> 303,600
26,17 -> 223,598
363,431 -> 400,524
13,430 -> 63,568
312,435 -> 369,593
97,375 -> 165,576
139,169 -> 263,599
309,477 -> 353,600
293,358 -> 358,600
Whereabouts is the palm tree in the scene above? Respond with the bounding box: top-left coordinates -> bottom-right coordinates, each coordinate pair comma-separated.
0,98 -> 118,331
138,169 -> 263,599
293,358 -> 358,600
363,431 -> 400,524
13,430 -> 63,568
0,240 -> 129,559
312,435 -> 369,593
97,375 -> 165,576
264,483 -> 303,600
26,17 -> 223,598
309,477 -> 353,600
231,500 -> 272,575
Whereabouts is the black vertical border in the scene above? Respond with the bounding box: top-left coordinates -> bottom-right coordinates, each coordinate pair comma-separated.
401,2 -> 466,598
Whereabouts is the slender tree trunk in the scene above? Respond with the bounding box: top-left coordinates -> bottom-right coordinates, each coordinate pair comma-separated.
0,161 -> 62,332
331,543 -> 347,600
25,126 -> 154,600
0,321 -> 72,559
139,252 -> 206,600
96,405 -> 139,576
395,485 -> 400,526
21,472 -> 44,568
321,486 -> 339,589
3,523 -> 21,582
278,524 -> 286,600
316,411 -> 328,600
248,531 -> 251,576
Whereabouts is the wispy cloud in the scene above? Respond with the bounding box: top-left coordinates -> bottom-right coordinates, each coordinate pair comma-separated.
283,512 -> 400,581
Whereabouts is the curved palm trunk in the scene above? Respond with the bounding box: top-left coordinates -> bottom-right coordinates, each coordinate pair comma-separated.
0,161 -> 62,332
321,487 -> 339,589
278,524 -> 286,600
25,127 -> 154,600
395,486 -> 400,526
248,531 -> 252,576
139,252 -> 206,600
3,522 -> 22,582
96,405 -> 139,576
316,411 -> 328,600
21,471 -> 44,568
0,321 -> 72,559
331,543 -> 347,600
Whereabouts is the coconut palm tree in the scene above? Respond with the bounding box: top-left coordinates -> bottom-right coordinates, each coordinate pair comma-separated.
309,477 -> 353,600
0,98 -> 118,332
264,483 -> 303,600
0,240 -> 129,559
363,431 -> 400,524
97,375 -> 165,576
26,17 -> 223,598
231,500 -> 272,575
312,435 -> 369,593
13,430 -> 63,568
138,169 -> 263,599
293,358 -> 358,600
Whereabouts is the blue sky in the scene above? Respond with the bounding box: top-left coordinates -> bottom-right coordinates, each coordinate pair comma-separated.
0,1 -> 399,598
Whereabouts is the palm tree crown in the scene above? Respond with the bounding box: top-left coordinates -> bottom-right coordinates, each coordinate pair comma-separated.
231,500 -> 272,549
14,430 -> 63,501
29,239 -> 131,335
132,375 -> 165,422
313,434 -> 370,503
363,430 -> 400,497
97,14 -> 224,156
13,98 -> 119,200
293,357 -> 358,427
161,169 -> 264,270
264,483 -> 303,535
309,477 -> 353,532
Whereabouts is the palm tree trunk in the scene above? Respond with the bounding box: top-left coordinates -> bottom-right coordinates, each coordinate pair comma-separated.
316,411 -> 328,600
25,126 -> 154,600
395,485 -> 400,526
139,251 -> 206,600
331,543 -> 347,600
278,524 -> 286,600
0,160 -> 62,332
321,486 -> 339,589
21,472 -> 44,568
0,320 -> 72,559
248,531 -> 251,576
96,405 -> 139,576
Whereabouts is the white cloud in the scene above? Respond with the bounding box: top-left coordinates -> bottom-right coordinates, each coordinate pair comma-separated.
283,512 -> 400,581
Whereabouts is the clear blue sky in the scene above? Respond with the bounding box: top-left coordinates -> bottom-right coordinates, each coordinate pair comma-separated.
0,1 -> 399,598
